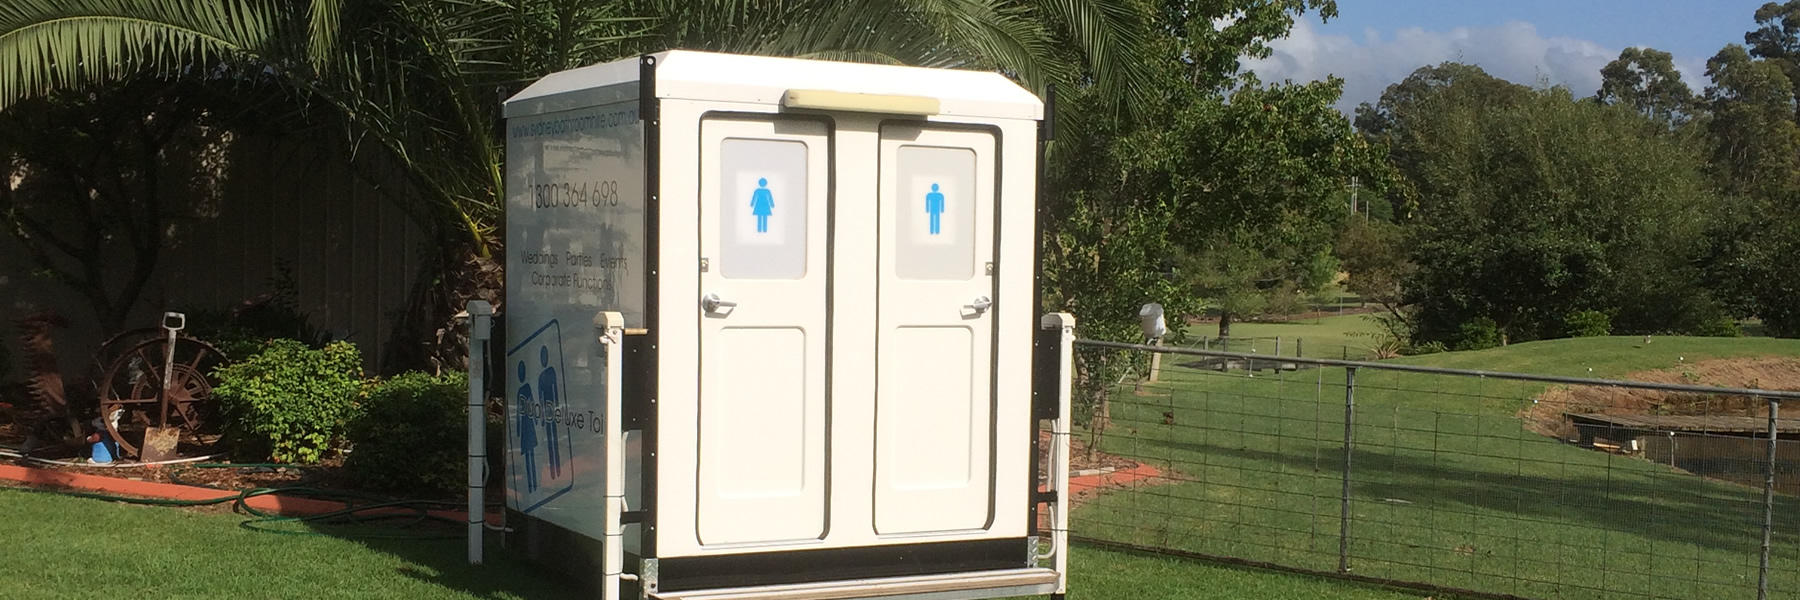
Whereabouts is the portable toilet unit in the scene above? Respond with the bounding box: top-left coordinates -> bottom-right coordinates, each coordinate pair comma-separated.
501,50 -> 1073,600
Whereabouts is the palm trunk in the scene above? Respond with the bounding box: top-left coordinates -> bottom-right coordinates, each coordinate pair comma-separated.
382,235 -> 503,376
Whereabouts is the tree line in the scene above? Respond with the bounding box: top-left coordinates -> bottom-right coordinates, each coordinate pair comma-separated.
1341,1 -> 1800,351
0,0 -> 1368,378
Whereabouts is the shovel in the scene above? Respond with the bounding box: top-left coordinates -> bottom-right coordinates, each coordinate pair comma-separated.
142,313 -> 187,464
140,426 -> 181,463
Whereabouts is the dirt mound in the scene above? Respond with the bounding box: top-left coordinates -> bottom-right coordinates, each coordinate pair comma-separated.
1522,357 -> 1800,441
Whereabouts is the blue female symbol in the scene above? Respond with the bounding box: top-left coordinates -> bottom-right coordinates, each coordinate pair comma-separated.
750,178 -> 775,233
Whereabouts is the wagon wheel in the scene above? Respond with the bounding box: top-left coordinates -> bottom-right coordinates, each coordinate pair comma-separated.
89,327 -> 165,393
97,336 -> 227,459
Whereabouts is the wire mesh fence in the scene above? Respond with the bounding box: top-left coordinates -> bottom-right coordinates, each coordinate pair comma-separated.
1067,340 -> 1800,600
1173,333 -> 1376,362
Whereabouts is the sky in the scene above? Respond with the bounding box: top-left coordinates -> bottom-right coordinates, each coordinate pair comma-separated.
1243,0 -> 1779,112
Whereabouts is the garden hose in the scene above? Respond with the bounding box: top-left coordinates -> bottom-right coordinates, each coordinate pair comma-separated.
5,462 -> 478,540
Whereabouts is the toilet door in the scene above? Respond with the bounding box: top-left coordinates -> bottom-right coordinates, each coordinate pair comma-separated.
695,117 -> 831,545
872,125 -> 998,535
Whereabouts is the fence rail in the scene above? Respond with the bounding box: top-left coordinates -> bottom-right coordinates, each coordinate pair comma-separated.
1069,340 -> 1798,600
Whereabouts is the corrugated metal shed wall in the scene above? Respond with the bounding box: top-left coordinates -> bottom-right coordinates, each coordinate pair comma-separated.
0,133 -> 426,380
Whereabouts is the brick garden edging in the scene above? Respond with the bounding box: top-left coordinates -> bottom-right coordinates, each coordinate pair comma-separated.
0,463 -> 499,523
8,460 -> 1154,526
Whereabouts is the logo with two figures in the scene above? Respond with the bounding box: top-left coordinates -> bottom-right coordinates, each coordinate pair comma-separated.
508,320 -> 575,512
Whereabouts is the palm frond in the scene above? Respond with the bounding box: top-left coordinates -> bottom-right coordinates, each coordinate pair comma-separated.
1026,0 -> 1152,102
0,0 -> 297,109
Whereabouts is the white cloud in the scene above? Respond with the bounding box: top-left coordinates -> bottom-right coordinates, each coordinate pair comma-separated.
1244,20 -> 1709,113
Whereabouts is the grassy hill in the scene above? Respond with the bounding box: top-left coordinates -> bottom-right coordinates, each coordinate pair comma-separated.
1075,335 -> 1800,600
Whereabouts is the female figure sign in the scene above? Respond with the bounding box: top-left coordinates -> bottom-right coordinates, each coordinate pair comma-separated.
750,178 -> 775,233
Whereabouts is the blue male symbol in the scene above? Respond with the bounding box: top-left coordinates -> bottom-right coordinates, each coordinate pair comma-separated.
515,361 -> 539,492
750,178 -> 775,233
538,346 -> 563,479
925,183 -> 945,235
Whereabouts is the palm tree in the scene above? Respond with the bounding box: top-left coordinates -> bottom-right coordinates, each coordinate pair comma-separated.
0,0 -> 1151,368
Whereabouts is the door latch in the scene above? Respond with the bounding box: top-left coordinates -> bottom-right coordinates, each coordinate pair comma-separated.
967,295 -> 994,315
702,293 -> 737,314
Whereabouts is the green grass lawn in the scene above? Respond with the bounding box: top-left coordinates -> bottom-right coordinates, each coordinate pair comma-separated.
1181,313 -> 1386,360
0,486 -> 572,600
0,485 -> 1446,600
1077,335 -> 1800,600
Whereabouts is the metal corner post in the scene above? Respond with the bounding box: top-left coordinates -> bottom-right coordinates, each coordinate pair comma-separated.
466,300 -> 495,565
1759,398 -> 1779,600
1339,366 -> 1357,574
1041,313 -> 1076,599
597,311 -> 628,600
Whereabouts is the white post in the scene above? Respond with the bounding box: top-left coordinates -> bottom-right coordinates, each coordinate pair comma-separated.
1041,313 -> 1076,596
596,311 -> 627,600
1148,338 -> 1163,383
466,300 -> 493,565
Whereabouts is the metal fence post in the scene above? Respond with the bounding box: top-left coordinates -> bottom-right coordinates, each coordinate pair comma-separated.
1759,398 -> 1779,600
1340,366 -> 1357,574
466,300 -> 493,566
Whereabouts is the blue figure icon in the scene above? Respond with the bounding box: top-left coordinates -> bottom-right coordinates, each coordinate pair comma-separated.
750,178 -> 775,233
516,361 -> 539,493
538,346 -> 563,479
925,183 -> 946,235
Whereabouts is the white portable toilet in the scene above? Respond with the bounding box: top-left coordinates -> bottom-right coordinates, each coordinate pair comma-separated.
501,50 -> 1073,600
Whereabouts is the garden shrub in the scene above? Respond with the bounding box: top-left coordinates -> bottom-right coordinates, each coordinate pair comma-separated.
1689,315 -> 1742,338
213,340 -> 364,464
1404,341 -> 1448,356
1451,317 -> 1502,351
1564,310 -> 1612,338
345,371 -> 468,495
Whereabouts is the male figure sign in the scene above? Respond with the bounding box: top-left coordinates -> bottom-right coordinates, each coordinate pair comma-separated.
751,177 -> 775,233
538,346 -> 563,479
925,183 -> 945,235
515,361 -> 540,492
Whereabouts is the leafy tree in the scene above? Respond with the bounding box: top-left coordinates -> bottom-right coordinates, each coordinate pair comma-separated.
1179,232 -> 1338,338
1702,45 -> 1800,199
1334,219 -> 1411,313
1699,39 -> 1800,335
0,75 -> 275,332
1596,47 -> 1695,126
0,0 -> 1155,370
1367,64 -> 1725,344
1746,0 -> 1800,118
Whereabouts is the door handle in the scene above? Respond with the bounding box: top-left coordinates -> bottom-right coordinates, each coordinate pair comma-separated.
967,295 -> 993,314
702,293 -> 737,314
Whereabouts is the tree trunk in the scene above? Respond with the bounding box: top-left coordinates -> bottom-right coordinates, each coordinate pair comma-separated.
1218,310 -> 1234,338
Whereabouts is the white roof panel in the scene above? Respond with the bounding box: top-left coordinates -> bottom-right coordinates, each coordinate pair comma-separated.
506,50 -> 1041,120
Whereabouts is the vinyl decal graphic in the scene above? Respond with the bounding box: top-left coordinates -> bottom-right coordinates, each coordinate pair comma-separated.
508,320 -> 576,512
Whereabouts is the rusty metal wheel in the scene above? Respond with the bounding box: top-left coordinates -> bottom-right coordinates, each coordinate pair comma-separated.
96,336 -> 227,459
89,327 -> 165,391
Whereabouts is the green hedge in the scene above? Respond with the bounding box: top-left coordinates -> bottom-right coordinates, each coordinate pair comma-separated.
1564,310 -> 1612,338
345,371 -> 468,495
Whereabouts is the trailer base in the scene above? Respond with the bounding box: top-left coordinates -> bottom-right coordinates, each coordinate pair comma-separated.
649,567 -> 1059,600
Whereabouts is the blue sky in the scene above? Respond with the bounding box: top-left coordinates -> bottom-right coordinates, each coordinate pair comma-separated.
1246,0 -> 1777,111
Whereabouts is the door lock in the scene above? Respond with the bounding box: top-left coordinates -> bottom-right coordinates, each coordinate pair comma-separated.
702,293 -> 737,314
